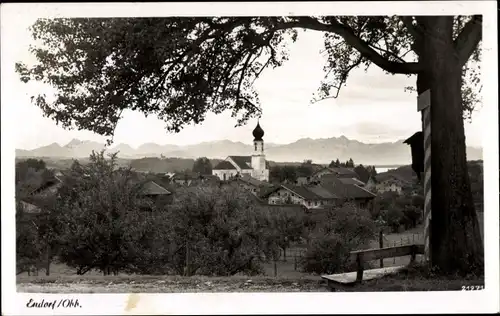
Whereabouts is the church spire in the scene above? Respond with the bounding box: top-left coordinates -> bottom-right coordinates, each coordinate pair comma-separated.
252,120 -> 264,141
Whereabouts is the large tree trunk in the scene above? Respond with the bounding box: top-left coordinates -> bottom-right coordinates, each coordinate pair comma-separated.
417,17 -> 483,275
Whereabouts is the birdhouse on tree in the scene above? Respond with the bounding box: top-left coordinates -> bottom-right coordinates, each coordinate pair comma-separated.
403,131 -> 424,182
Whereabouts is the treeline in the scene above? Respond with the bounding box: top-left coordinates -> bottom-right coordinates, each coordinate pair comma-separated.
269,160 -> 317,184
16,152 -> 377,276
269,158 -> 378,184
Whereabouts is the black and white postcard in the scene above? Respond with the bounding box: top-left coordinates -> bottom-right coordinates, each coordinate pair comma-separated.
1,1 -> 498,315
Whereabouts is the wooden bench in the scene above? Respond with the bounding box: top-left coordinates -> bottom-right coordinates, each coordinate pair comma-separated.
322,244 -> 424,290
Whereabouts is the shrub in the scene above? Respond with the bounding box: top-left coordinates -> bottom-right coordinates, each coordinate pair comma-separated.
300,204 -> 376,274
381,207 -> 405,233
54,151 -> 150,275
160,185 -> 271,276
16,203 -> 44,274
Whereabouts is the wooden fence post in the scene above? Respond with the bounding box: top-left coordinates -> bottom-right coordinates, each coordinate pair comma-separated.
379,230 -> 384,268
274,259 -> 277,277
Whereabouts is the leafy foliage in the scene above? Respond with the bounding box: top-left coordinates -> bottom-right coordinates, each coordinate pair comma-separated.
192,157 -> 213,175
260,207 -> 306,260
162,185 -> 270,276
300,204 -> 376,274
54,151 -> 149,274
16,16 -> 481,141
16,203 -> 45,274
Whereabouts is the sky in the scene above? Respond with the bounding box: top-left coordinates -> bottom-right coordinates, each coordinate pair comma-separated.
2,14 -> 485,150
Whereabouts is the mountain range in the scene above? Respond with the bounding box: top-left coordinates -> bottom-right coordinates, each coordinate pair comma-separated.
16,136 -> 483,166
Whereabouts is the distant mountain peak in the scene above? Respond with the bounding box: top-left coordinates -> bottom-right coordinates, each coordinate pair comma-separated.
65,138 -> 82,147
15,136 -> 483,165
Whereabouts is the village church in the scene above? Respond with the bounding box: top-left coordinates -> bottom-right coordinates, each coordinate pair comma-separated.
212,121 -> 270,182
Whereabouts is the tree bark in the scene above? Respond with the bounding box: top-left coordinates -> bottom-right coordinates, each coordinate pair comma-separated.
417,16 -> 484,274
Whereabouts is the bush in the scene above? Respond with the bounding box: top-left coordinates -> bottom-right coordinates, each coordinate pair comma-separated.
159,185 -> 271,276
381,207 -> 405,233
300,204 -> 376,274
16,203 -> 44,274
54,151 -> 151,275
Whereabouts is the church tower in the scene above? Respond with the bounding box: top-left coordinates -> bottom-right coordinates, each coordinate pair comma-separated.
251,121 -> 269,181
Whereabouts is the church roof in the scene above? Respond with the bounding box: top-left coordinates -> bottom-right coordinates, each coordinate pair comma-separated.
229,156 -> 253,169
213,156 -> 271,171
213,160 -> 237,170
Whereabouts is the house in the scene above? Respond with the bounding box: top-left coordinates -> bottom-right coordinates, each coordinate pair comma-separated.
312,166 -> 360,180
375,180 -> 403,194
261,175 -> 376,210
27,170 -> 64,198
170,171 -> 203,186
212,121 -> 270,182
318,176 -> 376,209
262,183 -> 337,210
139,180 -> 172,197
227,173 -> 274,196
372,173 -> 412,195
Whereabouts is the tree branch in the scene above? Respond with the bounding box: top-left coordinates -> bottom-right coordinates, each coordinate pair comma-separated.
368,42 -> 406,63
275,17 -> 421,74
454,15 -> 482,67
399,16 -> 423,55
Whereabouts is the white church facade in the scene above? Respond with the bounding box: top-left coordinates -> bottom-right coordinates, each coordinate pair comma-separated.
212,121 -> 270,182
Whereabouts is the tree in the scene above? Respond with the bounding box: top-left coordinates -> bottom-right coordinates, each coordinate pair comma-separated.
269,165 -> 298,184
15,159 -> 50,196
301,204 -> 376,274
381,207 -> 404,233
16,202 -> 45,275
55,151 -> 148,275
16,16 -> 483,274
192,157 -> 213,175
264,207 -> 305,261
15,159 -> 59,276
347,158 -> 355,168
16,159 -> 46,182
354,164 -> 371,183
297,160 -> 314,178
164,184 -> 268,276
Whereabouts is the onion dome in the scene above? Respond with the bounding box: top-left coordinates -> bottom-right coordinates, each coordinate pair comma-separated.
252,121 -> 264,141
